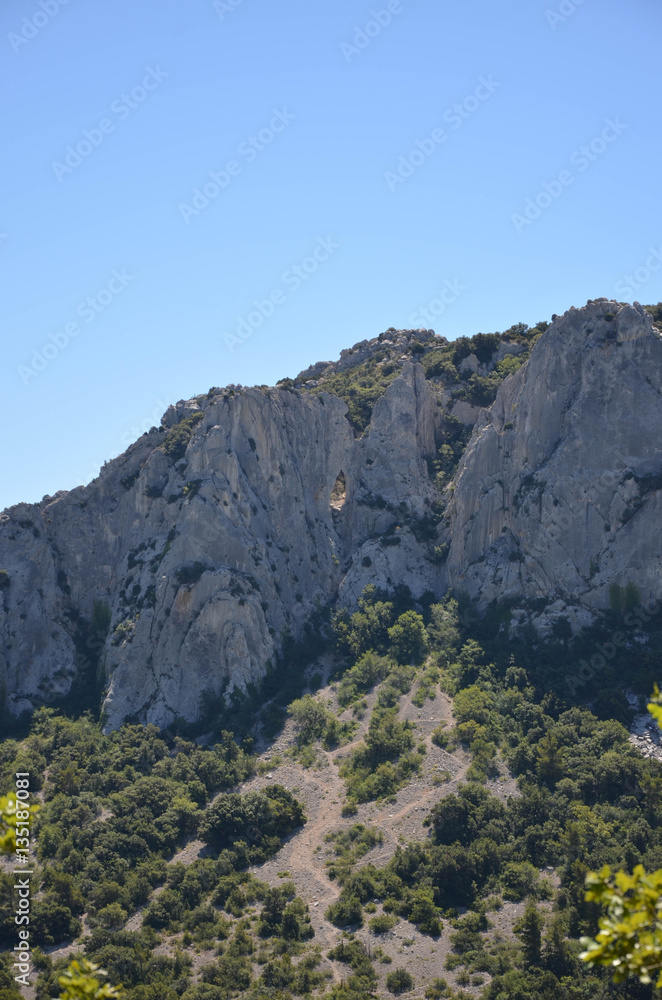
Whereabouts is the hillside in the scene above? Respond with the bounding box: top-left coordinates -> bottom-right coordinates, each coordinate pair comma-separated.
2,298 -> 662,1000
3,586 -> 662,1000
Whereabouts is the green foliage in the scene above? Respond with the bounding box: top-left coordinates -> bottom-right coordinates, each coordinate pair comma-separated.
0,712 -> 253,953
644,302 -> 662,325
302,361 -> 400,433
289,693 -> 330,742
326,892 -> 365,928
580,864 -> 662,986
55,958 -> 125,998
325,825 -> 383,882
0,793 -> 38,853
386,968 -> 414,994
333,588 -> 399,659
369,913 -> 398,933
336,651 -> 393,707
513,902 -> 543,966
327,935 -> 377,995
199,785 -> 305,861
387,611 -> 428,665
288,694 -> 354,752
161,412 -> 204,462
340,708 -> 421,803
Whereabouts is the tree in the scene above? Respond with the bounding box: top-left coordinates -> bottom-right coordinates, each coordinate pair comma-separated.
514,901 -> 543,966
409,888 -> 442,936
543,912 -> 572,977
427,599 -> 460,656
0,795 -> 38,854
580,864 -> 662,986
288,694 -> 330,744
535,732 -> 565,785
0,798 -> 123,1000
579,686 -> 662,986
387,612 -> 428,665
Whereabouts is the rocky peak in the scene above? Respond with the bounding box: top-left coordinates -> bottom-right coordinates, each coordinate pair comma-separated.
1,299 -> 661,728
445,298 -> 662,616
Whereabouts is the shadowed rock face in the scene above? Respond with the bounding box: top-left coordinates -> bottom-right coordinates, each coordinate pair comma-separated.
1,300 -> 660,727
445,299 -> 662,612
0,364 -> 443,728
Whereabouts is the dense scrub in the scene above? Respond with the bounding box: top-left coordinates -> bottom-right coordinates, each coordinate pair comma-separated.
318,587 -> 662,998
3,578 -> 662,997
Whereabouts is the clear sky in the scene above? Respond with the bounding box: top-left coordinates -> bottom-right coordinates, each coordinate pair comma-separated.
1,0 -> 660,511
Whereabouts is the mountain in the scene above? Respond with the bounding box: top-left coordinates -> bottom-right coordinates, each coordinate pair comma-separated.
1,298 -> 660,729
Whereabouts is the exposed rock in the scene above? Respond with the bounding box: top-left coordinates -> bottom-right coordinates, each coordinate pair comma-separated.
0,366 -> 444,729
445,299 -> 662,611
2,299 -> 661,727
458,352 -> 480,374
450,400 -> 483,426
629,713 -> 662,764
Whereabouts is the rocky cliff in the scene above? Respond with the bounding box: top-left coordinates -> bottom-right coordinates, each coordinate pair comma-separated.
445,299 -> 662,623
0,363 -> 444,729
1,299 -> 660,727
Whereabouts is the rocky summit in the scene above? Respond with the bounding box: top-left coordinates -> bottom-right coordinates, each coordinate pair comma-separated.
1,298 -> 660,728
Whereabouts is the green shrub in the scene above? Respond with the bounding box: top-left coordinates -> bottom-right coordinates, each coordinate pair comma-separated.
326,893 -> 363,928
387,611 -> 428,665
370,913 -> 397,933
386,968 -> 414,993
199,785 -> 305,861
161,412 -> 204,462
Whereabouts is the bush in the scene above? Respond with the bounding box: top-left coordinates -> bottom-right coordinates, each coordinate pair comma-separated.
161,412 -> 204,461
370,913 -> 398,933
337,651 -> 393,707
386,968 -> 414,993
289,694 -> 331,744
199,785 -> 305,860
0,570 -> 9,590
326,893 -> 363,928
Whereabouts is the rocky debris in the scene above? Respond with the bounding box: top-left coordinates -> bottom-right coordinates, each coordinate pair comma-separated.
629,714 -> 662,762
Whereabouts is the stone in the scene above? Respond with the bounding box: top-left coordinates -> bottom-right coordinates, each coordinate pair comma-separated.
2,300 -> 661,728
444,300 -> 662,612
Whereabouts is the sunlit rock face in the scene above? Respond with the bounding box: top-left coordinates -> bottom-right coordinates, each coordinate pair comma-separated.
0,364 -> 443,728
445,300 -> 662,612
2,300 -> 660,727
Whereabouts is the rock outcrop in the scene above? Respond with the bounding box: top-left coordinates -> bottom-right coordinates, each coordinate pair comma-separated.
445,299 -> 662,612
0,365 -> 443,728
1,299 -> 661,727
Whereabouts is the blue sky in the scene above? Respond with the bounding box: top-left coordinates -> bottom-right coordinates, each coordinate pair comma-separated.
1,0 -> 660,510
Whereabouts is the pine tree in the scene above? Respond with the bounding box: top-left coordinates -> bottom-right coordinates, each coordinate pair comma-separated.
514,901 -> 543,967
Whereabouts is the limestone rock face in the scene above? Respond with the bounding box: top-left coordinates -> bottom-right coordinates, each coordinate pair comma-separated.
0,366 -> 444,728
445,300 -> 662,611
2,300 -> 661,728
